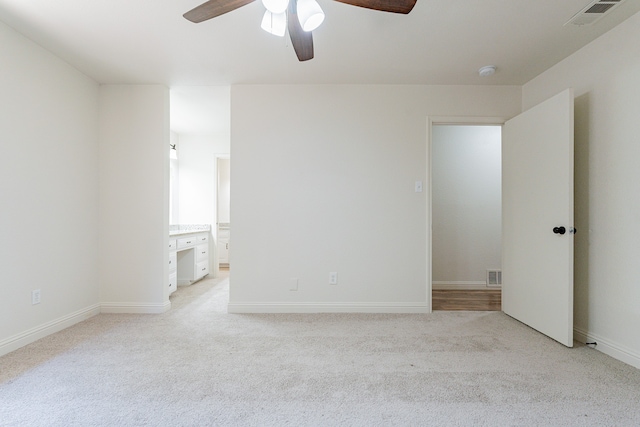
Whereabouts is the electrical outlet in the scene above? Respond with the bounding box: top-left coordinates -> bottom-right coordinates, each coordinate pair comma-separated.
32,289 -> 41,305
290,277 -> 299,291
329,272 -> 338,285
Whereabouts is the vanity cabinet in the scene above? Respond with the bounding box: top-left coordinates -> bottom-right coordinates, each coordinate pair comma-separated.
217,227 -> 230,266
169,228 -> 210,290
196,243 -> 209,277
168,238 -> 177,294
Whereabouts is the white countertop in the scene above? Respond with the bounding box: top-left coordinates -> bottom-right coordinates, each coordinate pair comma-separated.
169,224 -> 210,237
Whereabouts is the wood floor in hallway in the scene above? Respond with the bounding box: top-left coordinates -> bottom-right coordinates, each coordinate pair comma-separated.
432,289 -> 501,311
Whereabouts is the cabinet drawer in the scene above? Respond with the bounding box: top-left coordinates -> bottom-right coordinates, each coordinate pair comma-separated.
169,239 -> 176,250
218,229 -> 230,239
177,236 -> 197,249
196,261 -> 209,278
169,252 -> 177,270
168,271 -> 177,294
196,234 -> 209,244
196,244 -> 208,261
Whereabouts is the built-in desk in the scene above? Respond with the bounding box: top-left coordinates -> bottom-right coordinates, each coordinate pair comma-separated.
169,225 -> 211,294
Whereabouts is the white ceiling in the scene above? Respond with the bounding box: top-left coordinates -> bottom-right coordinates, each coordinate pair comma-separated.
1,0 -> 639,133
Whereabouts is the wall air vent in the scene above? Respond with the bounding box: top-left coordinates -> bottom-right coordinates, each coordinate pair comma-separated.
487,270 -> 502,287
566,0 -> 625,26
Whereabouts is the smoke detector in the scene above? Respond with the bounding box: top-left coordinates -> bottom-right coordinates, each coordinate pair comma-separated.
478,66 -> 496,77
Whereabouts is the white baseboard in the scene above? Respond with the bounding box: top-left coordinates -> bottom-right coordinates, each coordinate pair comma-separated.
100,301 -> 171,314
432,281 -> 493,290
227,302 -> 429,314
0,304 -> 101,357
574,327 -> 640,370
178,275 -> 208,286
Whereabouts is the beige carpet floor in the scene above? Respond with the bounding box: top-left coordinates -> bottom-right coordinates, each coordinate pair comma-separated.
1,273 -> 639,426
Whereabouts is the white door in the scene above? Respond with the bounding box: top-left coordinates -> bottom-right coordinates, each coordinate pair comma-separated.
502,89 -> 575,347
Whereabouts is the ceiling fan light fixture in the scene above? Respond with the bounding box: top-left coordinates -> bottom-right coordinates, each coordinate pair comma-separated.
297,0 -> 325,32
262,0 -> 289,14
261,10 -> 287,36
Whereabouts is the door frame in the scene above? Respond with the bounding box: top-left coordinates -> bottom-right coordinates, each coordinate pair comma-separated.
215,153 -> 230,275
426,116 -> 508,312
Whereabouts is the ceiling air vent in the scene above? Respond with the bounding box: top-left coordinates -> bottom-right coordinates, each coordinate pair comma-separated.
566,0 -> 625,26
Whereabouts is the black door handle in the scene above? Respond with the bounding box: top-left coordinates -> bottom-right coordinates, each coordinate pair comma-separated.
553,226 -> 566,235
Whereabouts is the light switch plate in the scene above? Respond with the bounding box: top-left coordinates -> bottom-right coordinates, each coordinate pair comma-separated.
329,272 -> 338,285
415,181 -> 423,192
32,289 -> 41,305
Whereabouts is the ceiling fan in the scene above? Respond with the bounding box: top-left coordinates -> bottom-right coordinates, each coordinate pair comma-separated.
183,0 -> 417,61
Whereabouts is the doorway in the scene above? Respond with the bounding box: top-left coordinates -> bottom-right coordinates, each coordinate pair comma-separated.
430,123 -> 502,311
216,156 -> 230,272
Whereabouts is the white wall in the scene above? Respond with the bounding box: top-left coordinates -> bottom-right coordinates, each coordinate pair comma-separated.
0,20 -> 100,355
522,11 -> 640,368
98,85 -> 170,311
432,125 -> 502,286
230,85 -> 521,312
217,158 -> 231,224
170,131 -> 180,224
177,133 -> 230,226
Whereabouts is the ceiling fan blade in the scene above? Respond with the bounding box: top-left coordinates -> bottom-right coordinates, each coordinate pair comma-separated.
183,0 -> 256,23
287,0 -> 314,61
333,0 -> 416,14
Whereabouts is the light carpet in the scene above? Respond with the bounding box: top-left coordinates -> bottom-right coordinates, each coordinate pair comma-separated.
1,273 -> 639,426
